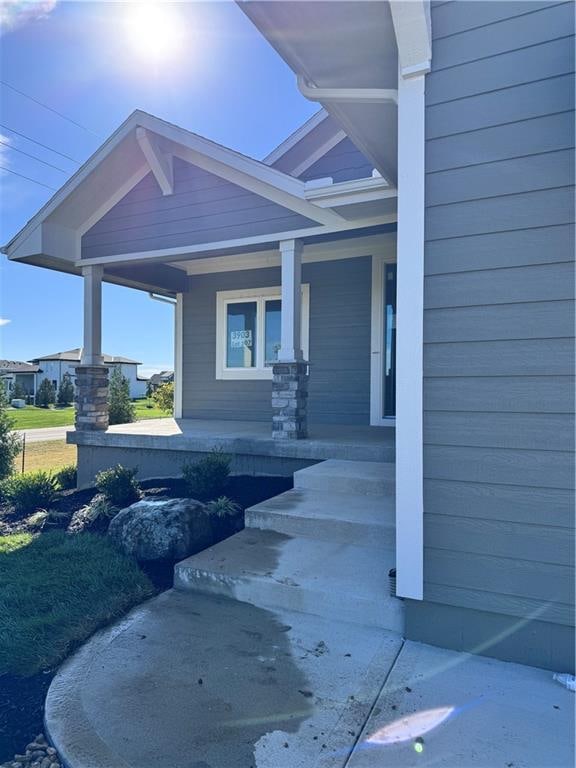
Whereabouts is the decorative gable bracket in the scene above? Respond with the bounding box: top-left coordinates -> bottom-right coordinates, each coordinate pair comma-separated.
136,126 -> 174,195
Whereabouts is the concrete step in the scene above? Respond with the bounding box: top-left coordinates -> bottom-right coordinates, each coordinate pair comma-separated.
174,528 -> 403,632
294,459 -> 395,496
246,487 -> 395,544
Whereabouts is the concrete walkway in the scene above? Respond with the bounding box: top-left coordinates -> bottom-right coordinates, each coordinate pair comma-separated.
45,593 -> 574,768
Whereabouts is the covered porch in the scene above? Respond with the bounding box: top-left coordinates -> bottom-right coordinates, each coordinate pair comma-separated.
69,416 -> 395,486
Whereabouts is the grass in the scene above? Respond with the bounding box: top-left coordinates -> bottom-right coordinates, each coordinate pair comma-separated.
7,400 -> 168,430
16,440 -> 76,473
0,531 -> 155,676
7,406 -> 75,430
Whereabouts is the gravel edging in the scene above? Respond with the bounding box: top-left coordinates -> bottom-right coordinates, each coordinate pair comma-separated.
0,733 -> 61,768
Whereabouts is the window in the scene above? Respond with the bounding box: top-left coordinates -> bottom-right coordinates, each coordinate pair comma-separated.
216,285 -> 309,380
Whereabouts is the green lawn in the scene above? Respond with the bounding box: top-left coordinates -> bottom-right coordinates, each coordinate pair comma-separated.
8,400 -> 168,430
0,532 -> 155,676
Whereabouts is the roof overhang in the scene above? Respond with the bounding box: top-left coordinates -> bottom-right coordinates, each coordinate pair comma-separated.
240,0 -> 432,186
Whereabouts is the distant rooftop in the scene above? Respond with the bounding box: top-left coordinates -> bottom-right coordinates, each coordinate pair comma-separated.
0,360 -> 40,374
29,348 -> 141,365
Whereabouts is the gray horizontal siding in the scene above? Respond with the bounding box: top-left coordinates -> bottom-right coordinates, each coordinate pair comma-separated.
426,149 -> 574,204
424,300 -> 575,342
426,35 -> 574,105
299,137 -> 373,183
424,479 -> 574,528
182,257 -> 372,425
424,263 -> 575,307
425,225 -> 574,274
424,412 -> 575,452
412,0 -> 576,656
82,158 -> 316,259
427,112 -> 574,172
426,74 -> 575,140
424,376 -> 575,413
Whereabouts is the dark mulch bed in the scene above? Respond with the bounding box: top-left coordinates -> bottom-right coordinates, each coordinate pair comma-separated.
0,672 -> 55,762
0,474 -> 292,761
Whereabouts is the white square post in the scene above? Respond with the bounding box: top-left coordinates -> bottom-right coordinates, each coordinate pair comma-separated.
278,238 -> 304,362
81,265 -> 104,366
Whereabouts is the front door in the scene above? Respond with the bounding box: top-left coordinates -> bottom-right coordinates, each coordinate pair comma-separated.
370,255 -> 396,425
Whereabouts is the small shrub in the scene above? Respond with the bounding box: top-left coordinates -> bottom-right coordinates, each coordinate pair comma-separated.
36,377 -> 56,408
182,451 -> 231,499
2,471 -> 58,515
0,387 -> 21,481
57,373 -> 75,406
205,496 -> 241,518
68,494 -> 117,534
152,381 -> 174,413
54,464 -> 77,490
95,465 -> 141,507
108,367 -> 136,425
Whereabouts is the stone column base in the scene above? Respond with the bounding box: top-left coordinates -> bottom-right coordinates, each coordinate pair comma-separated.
75,365 -> 109,431
272,362 -> 308,440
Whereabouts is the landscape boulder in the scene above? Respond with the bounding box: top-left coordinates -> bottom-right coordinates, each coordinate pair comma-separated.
108,498 -> 210,560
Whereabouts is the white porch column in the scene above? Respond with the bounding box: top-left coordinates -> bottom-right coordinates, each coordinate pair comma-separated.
278,238 -> 304,362
174,292 -> 183,419
395,70 -> 426,601
81,265 -> 104,366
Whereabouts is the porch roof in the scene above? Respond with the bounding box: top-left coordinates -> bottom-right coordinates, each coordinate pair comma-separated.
2,109 -> 396,297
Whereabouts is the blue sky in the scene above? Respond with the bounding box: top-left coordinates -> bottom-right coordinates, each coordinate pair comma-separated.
0,0 -> 316,376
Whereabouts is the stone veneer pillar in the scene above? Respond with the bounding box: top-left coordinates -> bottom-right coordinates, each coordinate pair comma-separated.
75,365 -> 109,431
272,361 -> 309,440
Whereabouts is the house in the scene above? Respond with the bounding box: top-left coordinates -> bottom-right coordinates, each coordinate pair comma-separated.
148,370 -> 174,391
0,360 -> 39,400
29,348 -> 148,399
2,0 -> 574,676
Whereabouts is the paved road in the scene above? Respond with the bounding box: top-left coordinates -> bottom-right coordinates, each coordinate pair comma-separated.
18,425 -> 75,443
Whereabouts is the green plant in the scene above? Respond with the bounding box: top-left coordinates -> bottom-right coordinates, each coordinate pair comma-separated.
35,378 -> 56,408
152,381 -> 174,413
2,470 -> 58,515
108,367 -> 136,425
95,464 -> 141,507
68,494 -> 117,533
54,464 -> 77,490
0,387 -> 21,481
205,496 -> 241,518
57,373 -> 75,406
182,451 -> 231,499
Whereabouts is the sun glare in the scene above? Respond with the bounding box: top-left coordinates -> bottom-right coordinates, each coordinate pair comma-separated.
124,1 -> 186,62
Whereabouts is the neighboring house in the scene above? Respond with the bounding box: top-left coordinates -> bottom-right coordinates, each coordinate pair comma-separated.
148,371 -> 174,390
2,1 -> 573,674
0,360 -> 39,399
29,349 -> 148,399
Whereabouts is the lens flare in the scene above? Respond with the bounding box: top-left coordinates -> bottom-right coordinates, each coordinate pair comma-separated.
366,706 -> 454,746
124,1 -> 185,62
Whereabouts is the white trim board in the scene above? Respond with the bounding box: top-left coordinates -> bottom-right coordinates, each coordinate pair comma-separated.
394,69 -> 426,602
264,109 -> 329,166
173,233 -> 397,276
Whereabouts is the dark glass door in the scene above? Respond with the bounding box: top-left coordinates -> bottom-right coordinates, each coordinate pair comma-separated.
383,263 -> 396,418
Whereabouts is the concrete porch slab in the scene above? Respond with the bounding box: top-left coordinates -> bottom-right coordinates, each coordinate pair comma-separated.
347,640 -> 575,768
45,589 -> 403,768
69,418 -> 395,463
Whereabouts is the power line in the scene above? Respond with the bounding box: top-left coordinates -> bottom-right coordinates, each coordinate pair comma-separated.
0,138 -> 69,174
0,164 -> 57,191
0,79 -> 101,137
0,123 -> 81,164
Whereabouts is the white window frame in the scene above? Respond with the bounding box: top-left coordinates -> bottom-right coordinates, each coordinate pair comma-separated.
216,285 -> 310,380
